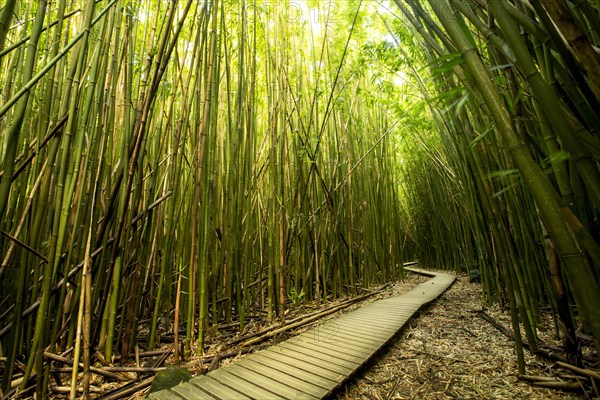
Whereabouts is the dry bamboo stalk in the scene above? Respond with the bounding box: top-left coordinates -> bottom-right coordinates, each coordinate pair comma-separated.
43,352 -> 129,382
555,361 -> 600,380
531,381 -> 582,390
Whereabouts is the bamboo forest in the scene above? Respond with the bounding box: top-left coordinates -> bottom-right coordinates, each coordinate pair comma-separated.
1,0 -> 600,398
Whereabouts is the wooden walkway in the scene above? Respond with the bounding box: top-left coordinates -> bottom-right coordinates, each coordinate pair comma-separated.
149,268 -> 455,400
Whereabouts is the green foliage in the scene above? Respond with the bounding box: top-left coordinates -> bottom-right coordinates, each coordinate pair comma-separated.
288,288 -> 306,306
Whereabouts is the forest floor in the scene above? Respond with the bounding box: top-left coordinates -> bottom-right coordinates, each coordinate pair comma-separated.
78,271 -> 598,399
334,272 -> 596,400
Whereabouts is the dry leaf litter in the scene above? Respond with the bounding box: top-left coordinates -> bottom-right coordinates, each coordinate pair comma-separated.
335,272 -> 592,400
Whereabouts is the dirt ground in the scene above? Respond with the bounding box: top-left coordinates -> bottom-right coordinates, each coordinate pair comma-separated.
333,272 -> 595,400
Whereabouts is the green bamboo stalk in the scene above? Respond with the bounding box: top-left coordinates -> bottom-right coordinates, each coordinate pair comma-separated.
492,2 -> 600,205
537,0 -> 600,101
0,0 -> 17,55
0,0 -> 46,230
196,0 -> 219,348
426,0 -> 600,353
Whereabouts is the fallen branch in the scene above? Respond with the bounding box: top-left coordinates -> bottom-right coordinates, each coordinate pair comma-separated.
555,361 -> 600,380
519,375 -> 564,382
477,310 -> 513,339
1,377 -> 36,400
50,386 -> 104,394
415,350 -> 468,364
100,377 -> 153,400
531,381 -> 582,390
385,377 -> 402,400
52,365 -> 166,374
201,348 -> 252,365
365,376 -> 396,385
477,310 -> 566,363
208,354 -> 221,371
44,352 -> 129,382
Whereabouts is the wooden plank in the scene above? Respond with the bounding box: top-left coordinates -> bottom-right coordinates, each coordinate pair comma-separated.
339,310 -> 404,323
282,338 -> 371,362
372,305 -> 421,313
372,299 -> 422,308
357,307 -> 417,316
320,325 -> 392,343
295,325 -> 384,349
171,382 -> 218,400
346,307 -> 415,318
223,363 -> 317,400
334,316 -> 406,331
297,328 -> 383,352
295,328 -> 383,351
333,316 -> 399,332
336,311 -> 407,323
249,352 -> 339,389
234,357 -> 328,398
310,334 -> 380,357
148,389 -> 185,400
284,335 -> 372,361
208,369 -> 286,400
256,350 -> 346,383
271,343 -> 360,371
367,304 -> 419,312
349,303 -> 408,312
337,312 -> 404,326
339,312 -> 409,324
378,299 -> 423,307
267,345 -> 355,375
325,329 -> 391,347
189,375 -> 252,399
286,334 -> 377,354
328,327 -> 394,344
332,325 -> 395,341
347,308 -> 410,317
334,316 -> 399,332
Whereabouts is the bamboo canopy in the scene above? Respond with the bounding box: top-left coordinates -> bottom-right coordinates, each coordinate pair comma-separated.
0,0 -> 599,396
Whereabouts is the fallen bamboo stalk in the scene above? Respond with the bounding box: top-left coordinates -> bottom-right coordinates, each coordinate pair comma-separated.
50,386 -> 104,394
137,349 -> 172,358
477,310 -> 513,339
44,352 -> 129,382
52,365 -> 166,373
201,348 -> 252,365
531,381 -> 582,390
555,361 -> 600,380
208,354 -> 221,371
2,378 -> 35,400
385,377 -> 402,400
477,310 -> 567,363
519,375 -> 576,382
102,366 -> 166,373
96,377 -> 153,400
